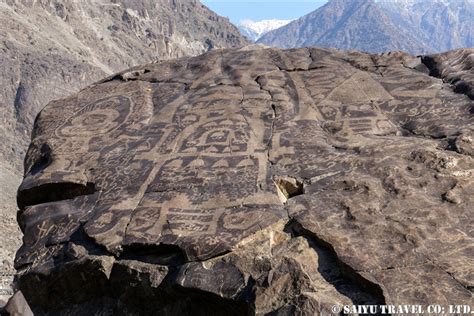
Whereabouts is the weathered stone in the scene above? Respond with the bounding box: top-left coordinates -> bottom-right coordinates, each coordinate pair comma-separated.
2,291 -> 32,316
0,0 -> 249,301
15,47 -> 473,314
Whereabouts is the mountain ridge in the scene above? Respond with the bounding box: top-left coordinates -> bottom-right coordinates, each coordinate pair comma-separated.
258,0 -> 473,54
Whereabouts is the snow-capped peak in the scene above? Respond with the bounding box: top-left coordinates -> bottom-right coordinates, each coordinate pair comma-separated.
238,19 -> 292,41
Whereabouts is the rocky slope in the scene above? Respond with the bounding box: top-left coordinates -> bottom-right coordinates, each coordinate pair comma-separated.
7,46 -> 473,314
379,0 -> 474,52
258,0 -> 473,54
0,0 -> 248,305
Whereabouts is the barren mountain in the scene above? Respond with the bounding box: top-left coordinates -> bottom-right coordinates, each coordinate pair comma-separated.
258,0 -> 473,54
0,0 -> 248,304
5,46 -> 473,314
379,0 -> 474,52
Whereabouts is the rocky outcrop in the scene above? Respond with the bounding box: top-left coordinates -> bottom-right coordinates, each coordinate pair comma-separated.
422,49 -> 474,100
12,47 -> 473,314
0,0 -> 248,302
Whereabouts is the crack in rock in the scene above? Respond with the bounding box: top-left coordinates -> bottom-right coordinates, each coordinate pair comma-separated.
273,176 -> 304,203
285,220 -> 388,309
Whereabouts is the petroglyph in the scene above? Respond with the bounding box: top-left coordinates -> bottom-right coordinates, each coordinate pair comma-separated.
13,47 -> 474,314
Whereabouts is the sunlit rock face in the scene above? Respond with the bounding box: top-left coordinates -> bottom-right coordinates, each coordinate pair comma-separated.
15,47 -> 473,314
0,2 -> 249,300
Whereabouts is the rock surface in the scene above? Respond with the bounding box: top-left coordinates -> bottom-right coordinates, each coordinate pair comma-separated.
2,291 -> 33,316
0,166 -> 20,306
0,0 -> 248,301
14,47 -> 473,314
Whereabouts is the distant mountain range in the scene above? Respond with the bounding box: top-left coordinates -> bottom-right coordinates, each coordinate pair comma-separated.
257,0 -> 474,54
238,19 -> 292,41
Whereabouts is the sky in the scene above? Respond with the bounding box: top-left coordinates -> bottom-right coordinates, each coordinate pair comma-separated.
202,1 -> 328,23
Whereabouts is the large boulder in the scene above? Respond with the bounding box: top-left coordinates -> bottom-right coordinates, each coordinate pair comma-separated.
14,47 -> 473,314
0,1 -> 249,301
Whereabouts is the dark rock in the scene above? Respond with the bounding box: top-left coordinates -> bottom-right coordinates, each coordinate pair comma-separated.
0,0 -> 249,300
15,47 -> 474,314
422,49 -> 474,100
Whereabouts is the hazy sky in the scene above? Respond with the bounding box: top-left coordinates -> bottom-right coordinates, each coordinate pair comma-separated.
202,1 -> 327,23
